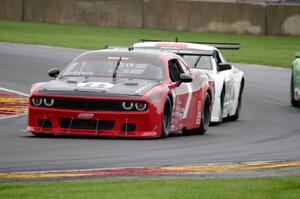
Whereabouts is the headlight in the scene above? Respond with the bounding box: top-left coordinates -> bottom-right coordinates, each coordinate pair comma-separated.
122,101 -> 134,110
135,102 -> 147,111
44,98 -> 54,107
32,97 -> 42,106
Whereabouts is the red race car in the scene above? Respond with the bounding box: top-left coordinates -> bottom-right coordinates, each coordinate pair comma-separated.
28,49 -> 214,138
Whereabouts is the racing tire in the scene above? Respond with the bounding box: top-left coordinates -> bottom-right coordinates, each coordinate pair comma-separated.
291,76 -> 299,107
218,88 -> 225,124
210,88 -> 224,126
230,83 -> 243,121
161,96 -> 172,138
199,93 -> 211,135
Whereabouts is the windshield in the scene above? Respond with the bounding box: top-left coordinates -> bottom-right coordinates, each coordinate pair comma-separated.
61,54 -> 165,81
181,55 -> 212,70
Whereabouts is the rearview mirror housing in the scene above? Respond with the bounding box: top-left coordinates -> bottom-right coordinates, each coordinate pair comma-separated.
48,68 -> 60,78
218,63 -> 232,71
179,74 -> 193,83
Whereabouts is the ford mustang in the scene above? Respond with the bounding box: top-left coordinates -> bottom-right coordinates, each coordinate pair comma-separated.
291,52 -> 300,107
28,49 -> 214,138
133,40 -> 244,124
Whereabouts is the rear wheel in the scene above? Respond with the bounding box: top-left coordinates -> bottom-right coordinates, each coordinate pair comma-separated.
199,93 -> 211,135
161,96 -> 172,138
291,76 -> 299,107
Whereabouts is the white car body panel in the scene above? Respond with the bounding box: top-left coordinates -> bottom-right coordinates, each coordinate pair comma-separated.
133,42 -> 244,122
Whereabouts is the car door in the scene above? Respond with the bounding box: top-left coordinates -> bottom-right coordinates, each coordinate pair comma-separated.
214,52 -> 235,115
168,59 -> 195,131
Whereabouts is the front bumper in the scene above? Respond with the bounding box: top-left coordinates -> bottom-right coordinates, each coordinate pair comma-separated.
27,107 -> 162,138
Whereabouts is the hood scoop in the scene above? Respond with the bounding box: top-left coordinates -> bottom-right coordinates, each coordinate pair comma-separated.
124,82 -> 138,86
67,80 -> 78,84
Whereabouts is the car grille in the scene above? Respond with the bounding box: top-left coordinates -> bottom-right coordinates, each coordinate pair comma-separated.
59,118 -> 115,130
53,98 -> 123,111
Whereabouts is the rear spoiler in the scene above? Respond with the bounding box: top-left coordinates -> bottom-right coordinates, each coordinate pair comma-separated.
104,45 -> 129,50
138,39 -> 240,50
104,45 -> 216,57
133,46 -> 216,57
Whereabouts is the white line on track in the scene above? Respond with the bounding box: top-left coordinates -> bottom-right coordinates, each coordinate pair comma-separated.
0,113 -> 27,120
0,86 -> 29,120
0,86 -> 29,97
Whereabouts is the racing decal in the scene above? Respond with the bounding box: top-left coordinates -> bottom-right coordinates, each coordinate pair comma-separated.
171,89 -> 177,131
78,113 -> 94,119
196,100 -> 202,125
182,83 -> 192,119
76,82 -> 114,90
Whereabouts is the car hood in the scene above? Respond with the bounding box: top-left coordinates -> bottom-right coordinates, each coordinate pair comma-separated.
36,77 -> 161,98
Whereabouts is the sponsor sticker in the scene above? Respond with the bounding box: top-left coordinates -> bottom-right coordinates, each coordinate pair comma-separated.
78,113 -> 94,119
76,82 -> 114,90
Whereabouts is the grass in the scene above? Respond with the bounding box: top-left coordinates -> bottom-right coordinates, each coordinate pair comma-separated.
0,177 -> 300,199
0,20 -> 299,67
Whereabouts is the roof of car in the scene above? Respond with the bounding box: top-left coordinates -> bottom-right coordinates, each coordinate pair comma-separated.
82,48 -> 178,60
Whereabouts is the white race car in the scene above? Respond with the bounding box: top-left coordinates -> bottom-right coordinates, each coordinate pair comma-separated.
133,40 -> 245,123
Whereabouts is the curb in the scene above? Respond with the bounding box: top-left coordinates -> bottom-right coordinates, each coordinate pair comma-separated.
1,160 -> 300,180
0,88 -> 28,119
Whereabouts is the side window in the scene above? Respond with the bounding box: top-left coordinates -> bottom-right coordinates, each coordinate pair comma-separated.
168,59 -> 184,82
177,58 -> 190,74
216,52 -> 222,65
215,52 -> 222,71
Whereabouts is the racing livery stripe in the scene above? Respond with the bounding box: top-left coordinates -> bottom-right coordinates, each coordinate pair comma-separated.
182,83 -> 192,119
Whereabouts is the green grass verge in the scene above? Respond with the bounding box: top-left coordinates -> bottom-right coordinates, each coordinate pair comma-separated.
0,177 -> 300,199
0,20 -> 299,67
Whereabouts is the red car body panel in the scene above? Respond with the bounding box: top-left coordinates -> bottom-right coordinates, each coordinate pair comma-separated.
27,49 -> 214,138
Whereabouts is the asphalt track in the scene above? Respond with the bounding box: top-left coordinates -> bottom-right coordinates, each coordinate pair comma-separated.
0,42 -> 299,173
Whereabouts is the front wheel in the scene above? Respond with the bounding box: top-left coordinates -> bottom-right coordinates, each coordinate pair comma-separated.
217,88 -> 225,124
199,93 -> 212,135
161,96 -> 172,138
291,76 -> 299,107
230,84 -> 243,121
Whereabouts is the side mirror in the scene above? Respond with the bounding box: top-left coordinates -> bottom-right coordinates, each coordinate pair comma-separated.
48,68 -> 60,78
176,74 -> 193,87
179,74 -> 193,83
218,63 -> 232,71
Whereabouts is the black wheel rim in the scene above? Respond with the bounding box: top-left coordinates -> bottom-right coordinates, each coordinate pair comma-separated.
163,108 -> 169,130
162,101 -> 171,136
203,97 -> 210,129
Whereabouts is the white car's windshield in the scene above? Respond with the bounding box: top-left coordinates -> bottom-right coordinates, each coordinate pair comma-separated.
61,54 -> 164,81
182,55 -> 212,70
